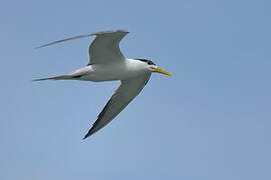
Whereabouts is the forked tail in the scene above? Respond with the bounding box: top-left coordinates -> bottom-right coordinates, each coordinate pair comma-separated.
33,75 -> 72,81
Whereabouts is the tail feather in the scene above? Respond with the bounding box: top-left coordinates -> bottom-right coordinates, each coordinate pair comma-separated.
33,75 -> 71,81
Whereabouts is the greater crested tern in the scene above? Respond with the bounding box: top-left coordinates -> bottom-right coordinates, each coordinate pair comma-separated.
34,30 -> 172,139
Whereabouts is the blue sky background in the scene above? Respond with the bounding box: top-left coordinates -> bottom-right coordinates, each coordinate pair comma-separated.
1,0 -> 271,179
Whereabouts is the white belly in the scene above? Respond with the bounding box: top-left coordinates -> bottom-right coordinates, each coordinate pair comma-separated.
72,60 -> 147,82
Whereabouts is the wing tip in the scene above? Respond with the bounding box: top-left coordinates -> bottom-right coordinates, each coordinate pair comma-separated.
82,133 -> 92,140
34,45 -> 48,49
82,127 -> 96,140
82,132 -> 90,140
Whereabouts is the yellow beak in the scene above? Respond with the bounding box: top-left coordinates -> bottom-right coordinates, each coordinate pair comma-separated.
151,67 -> 173,76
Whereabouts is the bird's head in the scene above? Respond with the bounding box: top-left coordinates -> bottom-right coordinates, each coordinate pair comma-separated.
136,59 -> 172,77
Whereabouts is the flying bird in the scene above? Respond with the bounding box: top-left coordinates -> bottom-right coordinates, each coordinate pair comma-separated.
34,30 -> 172,139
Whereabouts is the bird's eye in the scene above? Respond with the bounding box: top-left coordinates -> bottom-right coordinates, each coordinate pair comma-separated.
147,61 -> 155,65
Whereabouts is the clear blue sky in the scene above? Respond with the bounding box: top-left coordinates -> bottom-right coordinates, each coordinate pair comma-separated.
1,0 -> 271,179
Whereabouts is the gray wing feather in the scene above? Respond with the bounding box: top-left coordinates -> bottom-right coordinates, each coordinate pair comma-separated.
35,30 -> 129,49
35,30 -> 129,65
87,30 -> 129,64
35,33 -> 93,49
83,73 -> 151,139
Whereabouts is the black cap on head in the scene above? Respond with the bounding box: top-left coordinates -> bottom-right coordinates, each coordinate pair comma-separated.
136,58 -> 156,65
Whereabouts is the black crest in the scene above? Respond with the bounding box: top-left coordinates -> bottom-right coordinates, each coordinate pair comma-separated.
136,59 -> 156,65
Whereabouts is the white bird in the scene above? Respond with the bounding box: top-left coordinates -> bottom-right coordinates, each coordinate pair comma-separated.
34,30 -> 172,139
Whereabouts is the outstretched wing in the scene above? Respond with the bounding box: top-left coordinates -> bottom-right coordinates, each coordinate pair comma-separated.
83,73 -> 151,139
87,30 -> 129,65
36,30 -> 129,65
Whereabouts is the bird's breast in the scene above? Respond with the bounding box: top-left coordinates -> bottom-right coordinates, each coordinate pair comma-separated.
80,61 -> 146,82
